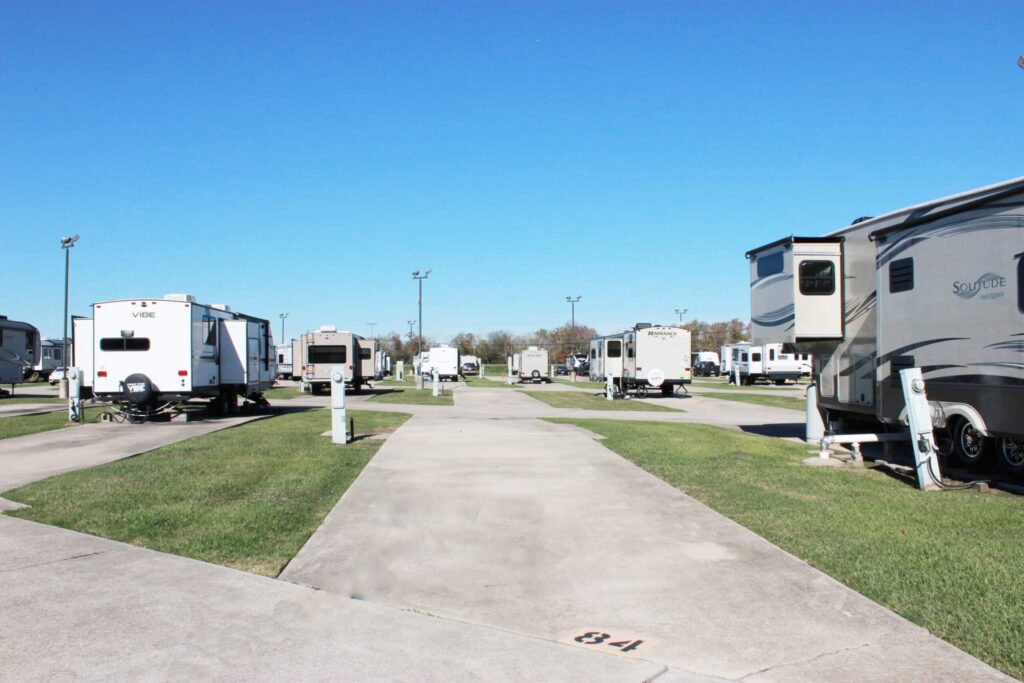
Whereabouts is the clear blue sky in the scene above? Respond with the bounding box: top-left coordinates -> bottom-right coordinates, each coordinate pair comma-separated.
3,1 -> 1022,342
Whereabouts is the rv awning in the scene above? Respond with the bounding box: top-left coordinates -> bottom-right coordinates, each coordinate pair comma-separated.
745,236 -> 844,260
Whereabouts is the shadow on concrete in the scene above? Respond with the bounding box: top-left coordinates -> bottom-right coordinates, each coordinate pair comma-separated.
739,423 -> 806,439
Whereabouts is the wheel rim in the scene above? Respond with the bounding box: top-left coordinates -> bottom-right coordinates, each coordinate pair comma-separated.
1001,438 -> 1024,470
959,423 -> 984,461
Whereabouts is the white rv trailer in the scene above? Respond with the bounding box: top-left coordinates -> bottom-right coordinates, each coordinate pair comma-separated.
460,354 -> 480,374
358,338 -> 379,381
622,324 -> 692,395
747,176 -> 1024,472
732,343 -> 803,385
720,344 -> 743,377
0,316 -> 40,386
275,343 -> 293,379
292,327 -> 367,392
517,346 -> 550,383
425,345 -> 460,381
76,294 -> 275,416
31,337 -> 68,378
588,334 -> 625,382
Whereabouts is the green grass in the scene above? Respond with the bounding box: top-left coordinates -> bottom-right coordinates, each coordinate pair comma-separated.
524,391 -> 682,412
0,395 -> 64,404
4,409 -> 410,577
262,386 -> 305,400
464,376 -> 518,388
0,406 -> 104,440
368,387 -> 454,406
553,377 -> 607,390
546,418 -> 1024,679
700,391 -> 805,411
483,364 -> 508,377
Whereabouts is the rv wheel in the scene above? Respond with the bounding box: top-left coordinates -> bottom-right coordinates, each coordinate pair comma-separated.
951,418 -> 993,468
998,437 -> 1024,474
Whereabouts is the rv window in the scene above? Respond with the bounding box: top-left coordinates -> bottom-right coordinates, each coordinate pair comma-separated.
752,352 -> 762,361
99,337 -> 151,351
309,345 -> 346,364
54,347 -> 63,361
741,353 -> 748,362
756,251 -> 785,278
202,316 -> 217,346
889,258 -> 914,293
799,260 -> 835,295
627,344 -> 634,359
359,348 -> 372,359
278,354 -> 285,363
769,349 -> 775,360
590,348 -> 596,359
607,341 -> 621,358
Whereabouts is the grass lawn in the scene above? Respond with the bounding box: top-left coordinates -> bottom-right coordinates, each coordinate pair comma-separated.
463,376 -> 518,388
368,387 -> 454,406
0,406 -> 104,440
553,377 -> 608,390
0,395 -> 64,404
524,391 -> 682,412
700,391 -> 805,411
263,386 -> 305,400
3,409 -> 410,577
483,364 -> 508,377
546,418 -> 1024,679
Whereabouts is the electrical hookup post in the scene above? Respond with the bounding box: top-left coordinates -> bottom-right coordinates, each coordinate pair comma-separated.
900,367 -> 943,491
67,367 -> 82,422
605,372 -> 614,401
507,356 -> 513,385
330,366 -> 350,445
432,368 -> 440,397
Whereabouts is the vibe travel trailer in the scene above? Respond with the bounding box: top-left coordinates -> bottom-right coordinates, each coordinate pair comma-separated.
588,334 -> 624,382
75,294 -> 275,418
0,316 -> 39,386
746,176 -> 1024,472
517,346 -> 550,383
293,327 -> 366,392
622,324 -> 692,395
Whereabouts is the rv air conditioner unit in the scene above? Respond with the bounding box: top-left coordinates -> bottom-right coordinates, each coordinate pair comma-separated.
746,236 -> 844,345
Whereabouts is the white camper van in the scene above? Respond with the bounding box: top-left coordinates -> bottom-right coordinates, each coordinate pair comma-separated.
747,176 -> 1024,472
0,316 -> 40,386
588,334 -> 625,382
75,294 -> 275,417
275,343 -> 292,379
292,327 -> 367,393
517,346 -> 550,383
622,324 -> 692,396
425,345 -> 460,381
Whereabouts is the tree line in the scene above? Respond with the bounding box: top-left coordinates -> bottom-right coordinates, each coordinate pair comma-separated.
375,319 -> 749,364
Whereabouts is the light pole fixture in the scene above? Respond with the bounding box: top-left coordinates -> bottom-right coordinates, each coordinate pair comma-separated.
675,308 -> 688,323
566,295 -> 582,354
279,313 -> 289,342
60,234 -> 80,399
367,322 -> 377,341
412,269 -> 431,356
407,319 -> 416,339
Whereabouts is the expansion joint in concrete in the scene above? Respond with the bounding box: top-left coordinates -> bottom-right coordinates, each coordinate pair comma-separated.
737,641 -> 876,681
0,551 -> 106,575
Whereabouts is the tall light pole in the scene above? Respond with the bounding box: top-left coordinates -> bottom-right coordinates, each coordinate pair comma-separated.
412,269 -> 431,355
59,235 -> 80,399
367,322 -> 377,341
407,319 -> 416,339
566,295 -> 581,355
279,313 -> 289,342
675,308 -> 688,323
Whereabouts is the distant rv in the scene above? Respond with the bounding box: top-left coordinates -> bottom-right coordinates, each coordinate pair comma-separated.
746,176 -> 1024,473
0,316 -> 40,386
292,326 -> 372,393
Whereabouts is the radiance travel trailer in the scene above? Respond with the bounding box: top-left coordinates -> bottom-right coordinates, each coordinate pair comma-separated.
517,346 -> 550,383
746,176 -> 1024,472
621,324 -> 692,396
293,327 -> 370,393
0,316 -> 40,387
73,294 -> 275,419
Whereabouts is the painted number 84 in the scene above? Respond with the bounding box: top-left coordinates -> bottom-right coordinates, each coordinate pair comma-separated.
574,632 -> 644,653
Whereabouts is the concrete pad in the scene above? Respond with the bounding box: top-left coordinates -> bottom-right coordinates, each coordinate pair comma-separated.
0,414 -> 268,492
281,414 -> 1009,681
0,516 -> 665,682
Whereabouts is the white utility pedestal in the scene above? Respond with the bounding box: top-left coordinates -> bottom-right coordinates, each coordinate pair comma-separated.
805,383 -> 825,447
606,372 -> 614,400
396,361 -> 404,381
478,363 -> 483,378
733,366 -> 740,386
330,367 -> 349,444
432,369 -> 440,397
416,369 -> 424,389
900,368 -> 942,491
67,367 -> 82,422
507,357 -> 513,385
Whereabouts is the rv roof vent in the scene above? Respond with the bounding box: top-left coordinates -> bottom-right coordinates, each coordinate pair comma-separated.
851,216 -> 874,225
0,315 -> 7,320
635,322 -> 652,329
210,304 -> 232,312
165,293 -> 198,303
319,325 -> 337,333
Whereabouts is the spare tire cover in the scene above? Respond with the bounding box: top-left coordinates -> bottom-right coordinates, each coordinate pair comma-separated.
647,368 -> 665,387
123,373 -> 155,405
531,369 -> 541,378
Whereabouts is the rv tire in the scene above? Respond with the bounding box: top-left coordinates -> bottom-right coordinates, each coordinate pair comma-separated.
998,437 -> 1024,474
950,417 -> 993,468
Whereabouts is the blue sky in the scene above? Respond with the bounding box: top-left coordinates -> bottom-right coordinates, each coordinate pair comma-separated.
3,1 -> 1022,342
